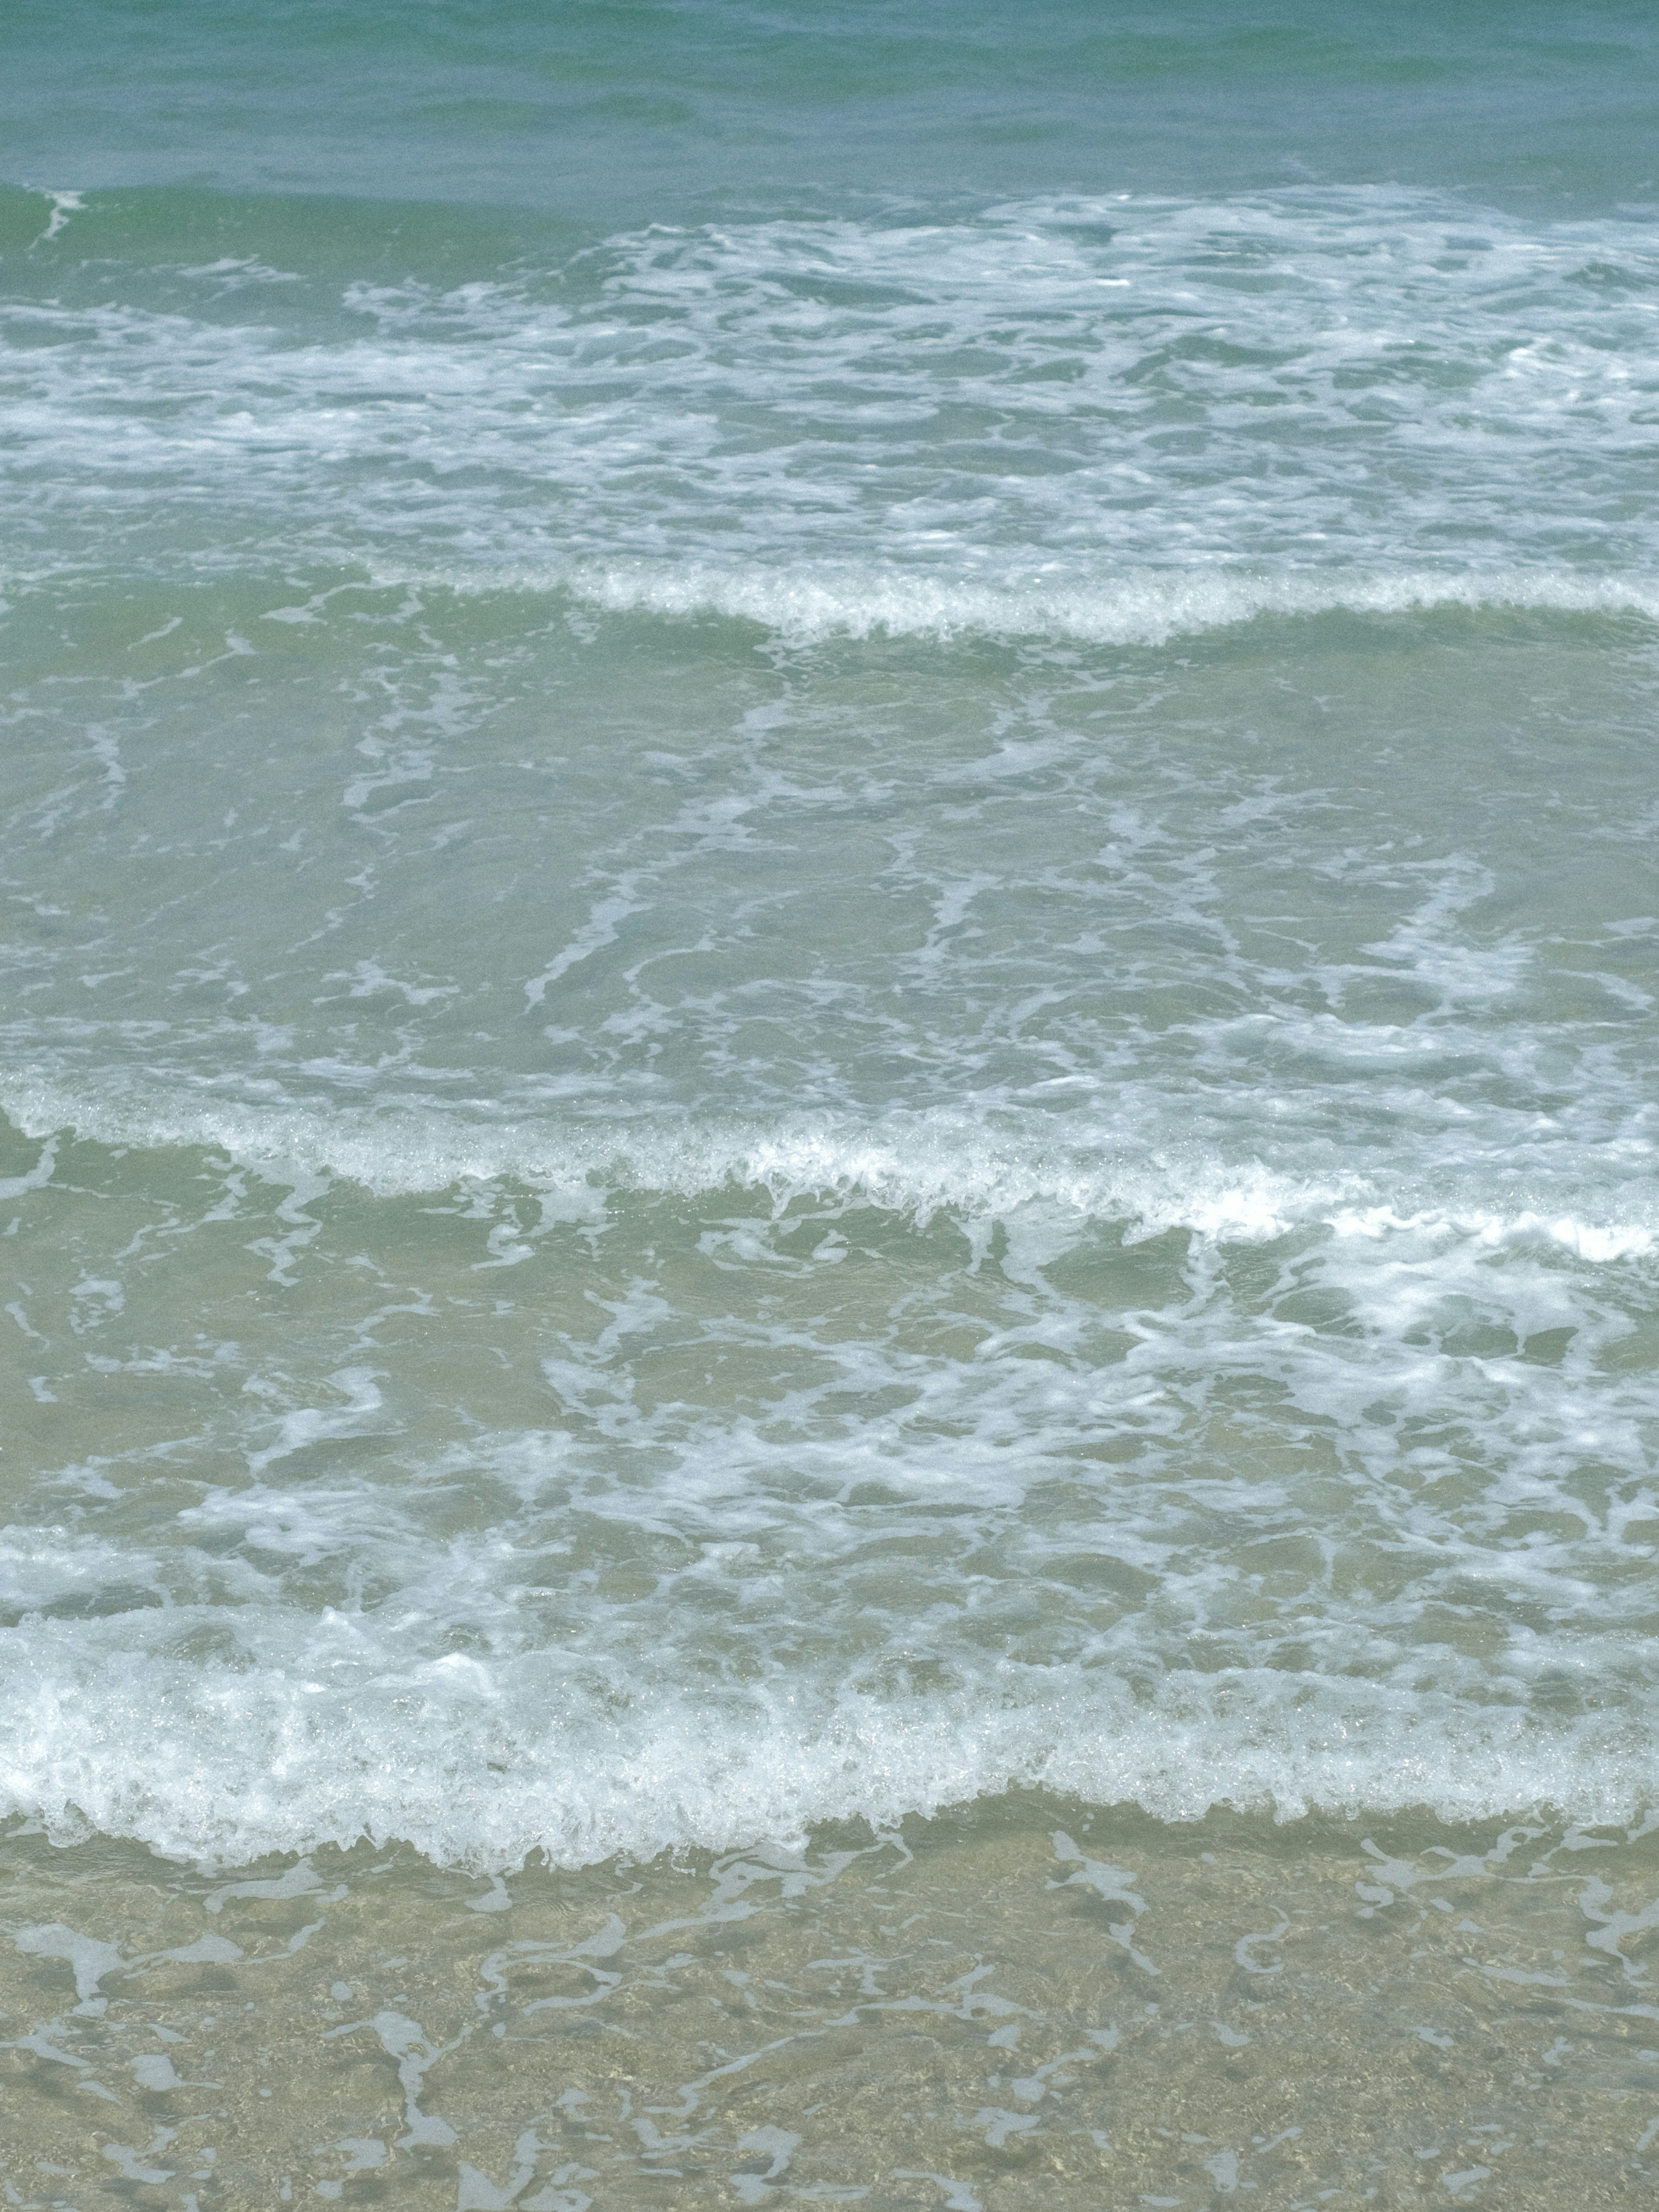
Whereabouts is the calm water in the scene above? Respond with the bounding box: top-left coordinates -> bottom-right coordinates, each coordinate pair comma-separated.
5,3 -> 1659,2203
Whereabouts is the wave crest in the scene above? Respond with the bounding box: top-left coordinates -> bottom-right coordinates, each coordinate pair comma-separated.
3,1621 -> 1648,1871
3,1079 -> 1653,1261
425,559 -> 1659,647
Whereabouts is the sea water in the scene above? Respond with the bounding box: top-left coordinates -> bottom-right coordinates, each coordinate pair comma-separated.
4,3 -> 1659,2203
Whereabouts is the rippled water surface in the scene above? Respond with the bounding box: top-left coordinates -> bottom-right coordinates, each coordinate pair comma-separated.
4,3 -> 1659,2203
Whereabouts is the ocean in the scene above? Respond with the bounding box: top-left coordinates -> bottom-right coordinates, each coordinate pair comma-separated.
4,2 -> 1659,2202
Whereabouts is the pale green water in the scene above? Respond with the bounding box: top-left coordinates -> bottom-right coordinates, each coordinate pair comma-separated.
4,3 -> 1659,2203
7,1805 -> 1659,2206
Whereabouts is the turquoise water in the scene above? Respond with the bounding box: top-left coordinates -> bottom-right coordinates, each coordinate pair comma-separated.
6,2 -> 1659,219
5,4 -> 1659,2202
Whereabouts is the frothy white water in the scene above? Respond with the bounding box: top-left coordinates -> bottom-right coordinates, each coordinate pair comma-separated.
8,186 -> 1659,598
3,1049 -> 1655,1871
3,1618 -> 1651,1871
8,173 -> 1659,1878
3,1077 -> 1653,1260
455,559 -> 1659,647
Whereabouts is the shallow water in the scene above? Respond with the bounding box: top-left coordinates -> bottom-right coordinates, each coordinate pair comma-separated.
5,2 -> 1659,2202
8,1803 -> 1659,2208
6,611 -> 1658,1872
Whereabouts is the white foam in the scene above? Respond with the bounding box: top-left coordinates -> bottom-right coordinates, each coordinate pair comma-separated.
550,558 -> 1659,647
0,1618 -> 1649,1871
6,1074 -> 1651,1264
1328,1205 -> 1657,1263
9,186 -> 1659,620
7,177 -> 1659,1883
29,187 -> 83,246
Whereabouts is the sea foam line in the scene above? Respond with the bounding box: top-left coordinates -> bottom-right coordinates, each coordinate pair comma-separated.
9,556 -> 1659,650
2,1628 -> 1652,1871
452,560 -> 1659,648
0,1075 -> 1332,1231
3,1078 -> 1653,1260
